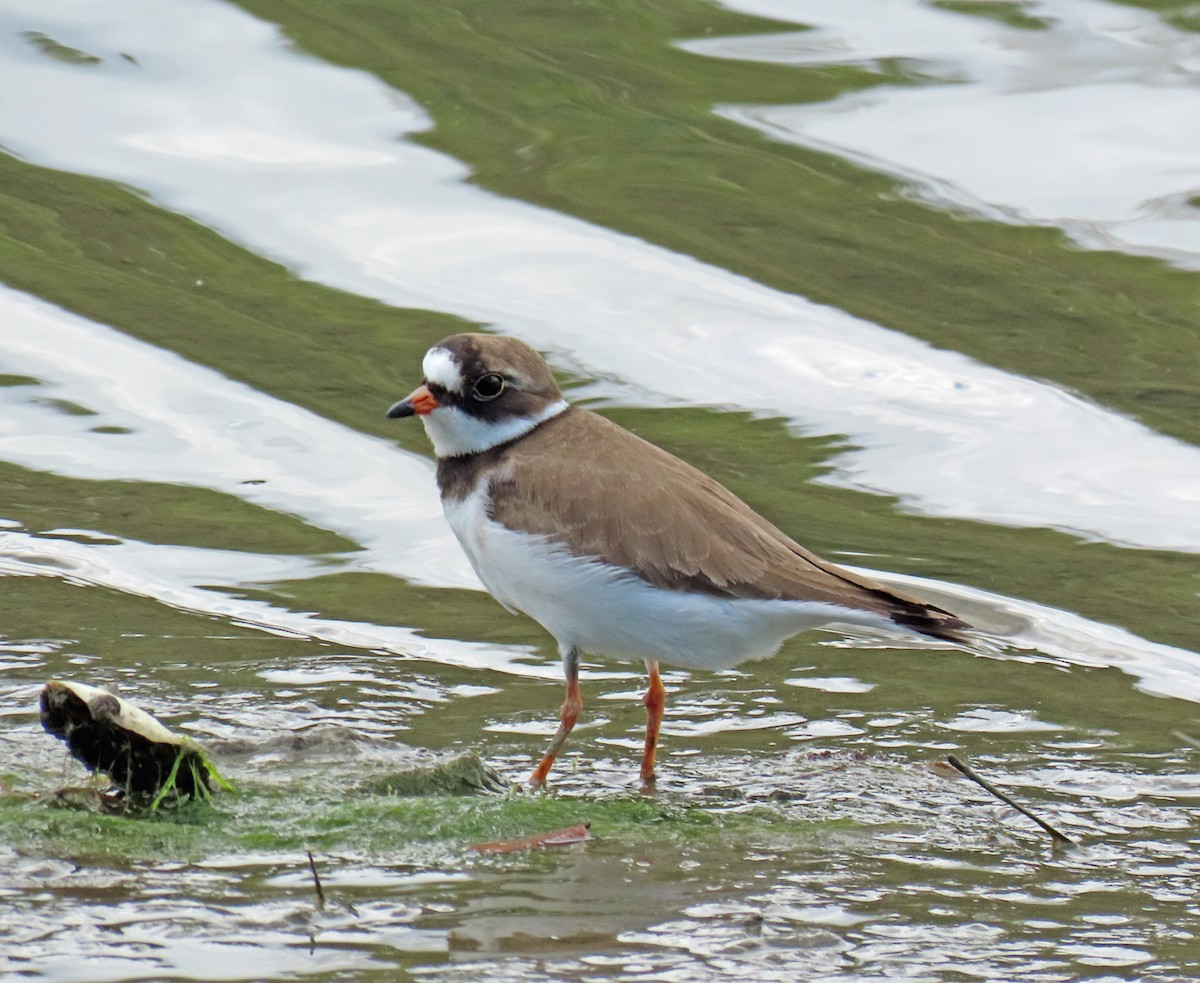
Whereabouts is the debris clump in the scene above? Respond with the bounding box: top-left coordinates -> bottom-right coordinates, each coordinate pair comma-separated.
39,680 -> 225,809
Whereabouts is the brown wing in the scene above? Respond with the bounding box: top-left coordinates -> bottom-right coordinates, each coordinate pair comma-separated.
487,408 -> 968,641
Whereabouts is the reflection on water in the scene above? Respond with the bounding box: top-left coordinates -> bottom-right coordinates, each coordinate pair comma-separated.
0,525 -> 544,677
0,286 -> 473,591
4,457 -> 1197,703
692,0 -> 1200,267
5,631 -> 1200,982
1,0 -> 1198,550
1,857 -> 443,980
865,567 -> 1200,703
2,0 -> 1200,980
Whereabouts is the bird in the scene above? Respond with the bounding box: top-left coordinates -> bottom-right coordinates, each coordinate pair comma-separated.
388,332 -> 969,787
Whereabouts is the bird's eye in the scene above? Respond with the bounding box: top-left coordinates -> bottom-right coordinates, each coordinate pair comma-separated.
471,373 -> 506,401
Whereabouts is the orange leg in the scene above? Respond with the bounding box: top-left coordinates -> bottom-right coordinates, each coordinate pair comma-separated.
529,647 -> 581,787
640,660 -> 666,786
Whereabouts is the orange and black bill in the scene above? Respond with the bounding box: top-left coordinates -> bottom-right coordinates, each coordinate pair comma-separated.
386,384 -> 439,418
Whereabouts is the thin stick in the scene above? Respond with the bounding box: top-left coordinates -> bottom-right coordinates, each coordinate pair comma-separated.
306,850 -> 326,908
945,754 -> 1075,847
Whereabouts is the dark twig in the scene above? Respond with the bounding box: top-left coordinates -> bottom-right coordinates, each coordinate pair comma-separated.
306,850 -> 326,909
945,754 -> 1075,847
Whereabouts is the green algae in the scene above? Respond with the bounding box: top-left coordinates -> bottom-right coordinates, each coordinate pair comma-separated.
930,1 -> 1054,30
0,459 -> 356,556
0,767 -> 786,866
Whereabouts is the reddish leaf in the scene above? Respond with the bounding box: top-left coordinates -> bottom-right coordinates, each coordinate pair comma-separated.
468,822 -> 591,854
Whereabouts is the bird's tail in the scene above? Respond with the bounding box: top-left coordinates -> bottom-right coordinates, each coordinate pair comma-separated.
888,601 -> 973,644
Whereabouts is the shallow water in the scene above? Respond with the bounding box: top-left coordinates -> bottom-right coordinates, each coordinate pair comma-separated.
2,0 -> 1199,551
2,0 -> 1199,980
697,0 -> 1200,267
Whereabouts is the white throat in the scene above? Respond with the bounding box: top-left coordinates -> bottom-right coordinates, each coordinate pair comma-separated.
421,399 -> 569,458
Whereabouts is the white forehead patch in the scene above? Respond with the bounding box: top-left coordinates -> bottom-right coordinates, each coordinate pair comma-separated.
423,347 -> 463,392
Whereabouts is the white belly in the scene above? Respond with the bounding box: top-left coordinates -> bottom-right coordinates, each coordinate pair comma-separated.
443,486 -> 890,671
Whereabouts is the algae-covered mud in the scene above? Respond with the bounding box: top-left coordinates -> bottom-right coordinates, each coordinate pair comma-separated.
2,0 -> 1199,980
39,678 -> 225,806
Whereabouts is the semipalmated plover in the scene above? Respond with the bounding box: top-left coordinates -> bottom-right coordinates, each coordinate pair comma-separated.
389,333 -> 968,786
